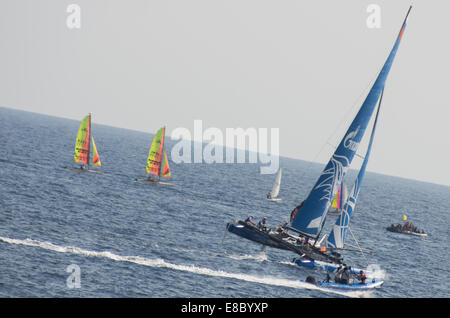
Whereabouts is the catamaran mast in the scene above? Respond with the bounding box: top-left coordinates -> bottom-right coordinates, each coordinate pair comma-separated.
87,113 -> 92,169
401,6 -> 412,36
325,86 -> 385,250
158,126 -> 166,181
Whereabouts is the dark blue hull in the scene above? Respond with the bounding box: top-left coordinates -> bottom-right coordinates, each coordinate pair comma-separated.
226,221 -> 343,264
226,222 -> 291,250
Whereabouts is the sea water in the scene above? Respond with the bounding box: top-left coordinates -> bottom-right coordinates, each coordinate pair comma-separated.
0,107 -> 449,298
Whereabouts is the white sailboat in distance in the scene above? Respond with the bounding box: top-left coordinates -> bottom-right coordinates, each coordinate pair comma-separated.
266,168 -> 282,202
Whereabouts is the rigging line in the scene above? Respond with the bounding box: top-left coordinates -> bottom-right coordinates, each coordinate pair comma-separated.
344,87 -> 384,267
324,64 -> 384,150
221,223 -> 232,244
294,66 -> 382,201
348,226 -> 369,267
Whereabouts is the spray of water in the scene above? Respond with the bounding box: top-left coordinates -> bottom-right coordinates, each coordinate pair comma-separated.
366,264 -> 387,280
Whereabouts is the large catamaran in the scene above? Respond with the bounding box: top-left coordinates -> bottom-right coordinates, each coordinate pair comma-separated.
227,6 -> 411,266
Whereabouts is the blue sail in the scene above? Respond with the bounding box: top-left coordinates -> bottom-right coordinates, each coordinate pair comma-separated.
326,90 -> 383,249
291,8 -> 411,238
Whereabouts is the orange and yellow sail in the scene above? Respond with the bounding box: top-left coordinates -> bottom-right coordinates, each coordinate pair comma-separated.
162,150 -> 171,178
91,137 -> 101,166
74,114 -> 101,167
146,127 -> 171,178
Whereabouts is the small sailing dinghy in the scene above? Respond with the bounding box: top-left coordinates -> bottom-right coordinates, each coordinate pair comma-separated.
327,184 -> 348,215
72,113 -> 102,173
136,127 -> 172,185
266,168 -> 282,201
226,6 -> 412,269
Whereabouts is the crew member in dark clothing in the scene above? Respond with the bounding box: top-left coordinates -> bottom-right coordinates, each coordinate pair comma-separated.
325,272 -> 331,283
275,222 -> 288,234
245,216 -> 255,225
341,266 -> 351,284
258,217 -> 268,231
334,265 -> 343,283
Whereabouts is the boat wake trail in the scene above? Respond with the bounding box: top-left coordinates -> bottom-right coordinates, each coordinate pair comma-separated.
0,236 -> 369,297
225,251 -> 268,262
171,247 -> 269,263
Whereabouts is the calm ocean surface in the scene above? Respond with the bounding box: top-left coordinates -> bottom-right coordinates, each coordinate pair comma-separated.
0,107 -> 448,298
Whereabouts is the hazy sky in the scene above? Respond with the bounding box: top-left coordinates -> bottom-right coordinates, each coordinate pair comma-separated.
1,0 -> 449,186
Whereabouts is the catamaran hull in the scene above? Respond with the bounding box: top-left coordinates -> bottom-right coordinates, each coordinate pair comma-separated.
266,198 -> 282,202
386,226 -> 427,237
135,178 -> 173,186
226,221 -> 343,264
68,167 -> 103,174
226,222 -> 291,250
327,209 -> 341,216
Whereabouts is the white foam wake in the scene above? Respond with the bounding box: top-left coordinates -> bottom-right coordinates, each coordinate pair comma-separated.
0,236 -> 369,297
172,246 -> 269,262
226,251 -> 268,262
365,264 -> 388,280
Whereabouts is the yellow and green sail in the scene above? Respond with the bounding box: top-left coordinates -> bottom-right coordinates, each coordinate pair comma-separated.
74,113 -> 102,167
74,114 -> 91,165
146,127 -> 165,176
145,127 -> 171,178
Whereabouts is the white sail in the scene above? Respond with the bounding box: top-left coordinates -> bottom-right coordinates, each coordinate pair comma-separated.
341,183 -> 348,208
269,168 -> 282,198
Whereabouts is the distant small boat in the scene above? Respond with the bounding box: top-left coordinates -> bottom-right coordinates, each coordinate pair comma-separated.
266,168 -> 282,202
136,127 -> 172,185
386,223 -> 427,237
73,113 -> 102,173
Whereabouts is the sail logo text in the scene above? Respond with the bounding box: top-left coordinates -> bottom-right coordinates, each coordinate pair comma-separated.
170,120 -> 279,174
343,126 -> 360,152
